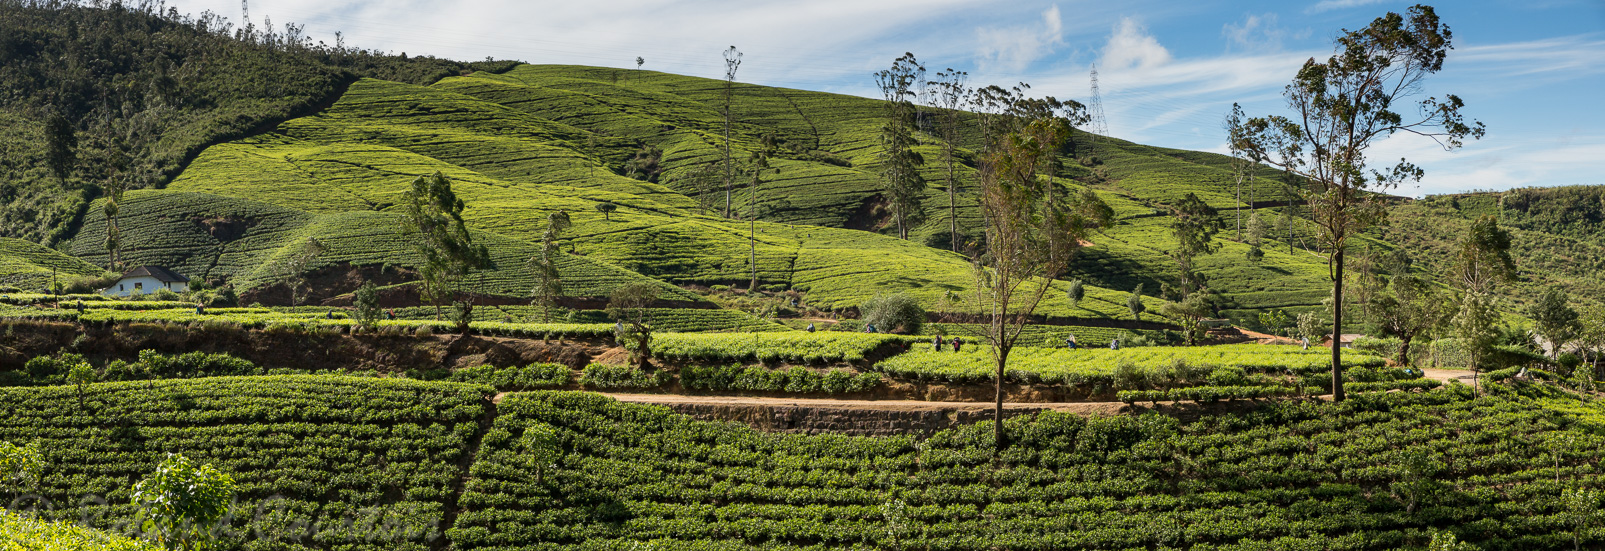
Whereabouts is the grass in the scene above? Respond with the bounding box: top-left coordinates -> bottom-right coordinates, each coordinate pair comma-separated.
0,508 -> 160,551
874,343 -> 1387,385
0,237 -> 112,290
69,191 -> 699,302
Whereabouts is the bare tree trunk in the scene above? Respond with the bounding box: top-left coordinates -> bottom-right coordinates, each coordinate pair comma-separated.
1236,176 -> 1242,242
1397,334 -> 1413,367
724,112 -> 733,218
994,341 -> 1009,452
750,173 -> 759,291
1331,248 -> 1346,402
948,154 -> 958,252
749,219 -> 757,292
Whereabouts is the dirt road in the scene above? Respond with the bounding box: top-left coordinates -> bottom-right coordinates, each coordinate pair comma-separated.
1420,368 -> 1477,386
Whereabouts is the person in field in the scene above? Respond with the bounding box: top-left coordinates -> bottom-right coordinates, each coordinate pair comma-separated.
1065,335 -> 1078,350
951,336 -> 963,352
933,335 -> 945,351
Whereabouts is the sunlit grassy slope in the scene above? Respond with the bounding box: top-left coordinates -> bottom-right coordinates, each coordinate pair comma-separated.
121,63 -> 1349,321
0,237 -> 109,289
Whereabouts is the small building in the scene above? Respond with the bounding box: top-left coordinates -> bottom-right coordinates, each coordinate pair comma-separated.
104,266 -> 190,297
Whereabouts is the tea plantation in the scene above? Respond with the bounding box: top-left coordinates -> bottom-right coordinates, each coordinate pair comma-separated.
455,386 -> 1605,550
6,375 -> 1604,550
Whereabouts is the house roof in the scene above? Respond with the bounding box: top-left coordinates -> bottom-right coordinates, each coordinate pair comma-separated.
119,266 -> 190,283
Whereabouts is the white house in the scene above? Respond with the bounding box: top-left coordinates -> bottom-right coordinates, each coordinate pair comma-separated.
104,266 -> 190,297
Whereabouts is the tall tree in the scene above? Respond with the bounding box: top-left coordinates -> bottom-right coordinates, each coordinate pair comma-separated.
1578,305 -> 1605,381
530,210 -> 571,322
721,46 -> 742,219
1450,215 -> 1515,389
353,280 -> 381,331
1246,210 -> 1268,262
1528,288 -> 1580,360
402,171 -> 491,322
1224,103 -> 1251,242
1128,284 -> 1147,321
1453,215 -> 1516,295
44,108 -> 76,185
873,53 -> 927,240
1363,271 -> 1448,366
279,237 -> 326,307
1237,4 -> 1483,401
928,68 -> 971,252
1168,192 -> 1223,298
969,106 -> 1111,452
102,181 -> 127,271
608,282 -> 660,369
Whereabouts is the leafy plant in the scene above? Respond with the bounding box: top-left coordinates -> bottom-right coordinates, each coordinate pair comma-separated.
131,453 -> 235,551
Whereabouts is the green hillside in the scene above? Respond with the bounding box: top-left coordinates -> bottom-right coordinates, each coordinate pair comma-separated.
67,191 -> 701,303
0,1 -> 519,244
1382,187 -> 1605,312
8,3 -> 1589,334
0,236 -> 108,290
138,73 -> 1172,320
144,65 -> 1333,322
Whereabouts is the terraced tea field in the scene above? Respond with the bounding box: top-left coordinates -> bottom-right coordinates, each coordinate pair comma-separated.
130,63 -> 1336,324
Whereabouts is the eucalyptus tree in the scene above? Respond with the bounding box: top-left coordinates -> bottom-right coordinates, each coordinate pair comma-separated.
530,210 -> 571,322
1236,5 -> 1483,401
721,46 -> 742,218
969,102 -> 1112,451
928,68 -> 971,251
402,171 -> 491,323
873,53 -> 927,240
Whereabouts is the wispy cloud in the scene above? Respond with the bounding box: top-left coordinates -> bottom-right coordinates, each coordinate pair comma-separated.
1100,17 -> 1169,70
1456,34 -> 1605,78
1306,0 -> 1391,15
974,4 -> 1065,72
1222,13 -> 1287,52
1371,131 -> 1605,196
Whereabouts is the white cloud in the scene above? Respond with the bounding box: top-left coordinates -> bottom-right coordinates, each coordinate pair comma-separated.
1306,0 -> 1390,15
1222,13 -> 1286,52
1100,17 -> 1170,70
1369,131 -> 1605,196
1456,34 -> 1605,78
974,4 -> 1065,72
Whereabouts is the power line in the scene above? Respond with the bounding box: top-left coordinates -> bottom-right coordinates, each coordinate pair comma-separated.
1087,63 -> 1108,144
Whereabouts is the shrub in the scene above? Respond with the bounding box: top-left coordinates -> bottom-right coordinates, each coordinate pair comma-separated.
580,363 -> 665,389
23,352 -> 87,385
679,364 -> 878,394
354,282 -> 381,330
1207,366 -> 1248,387
859,293 -> 925,334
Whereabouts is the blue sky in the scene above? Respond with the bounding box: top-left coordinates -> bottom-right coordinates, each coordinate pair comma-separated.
172,0 -> 1605,195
